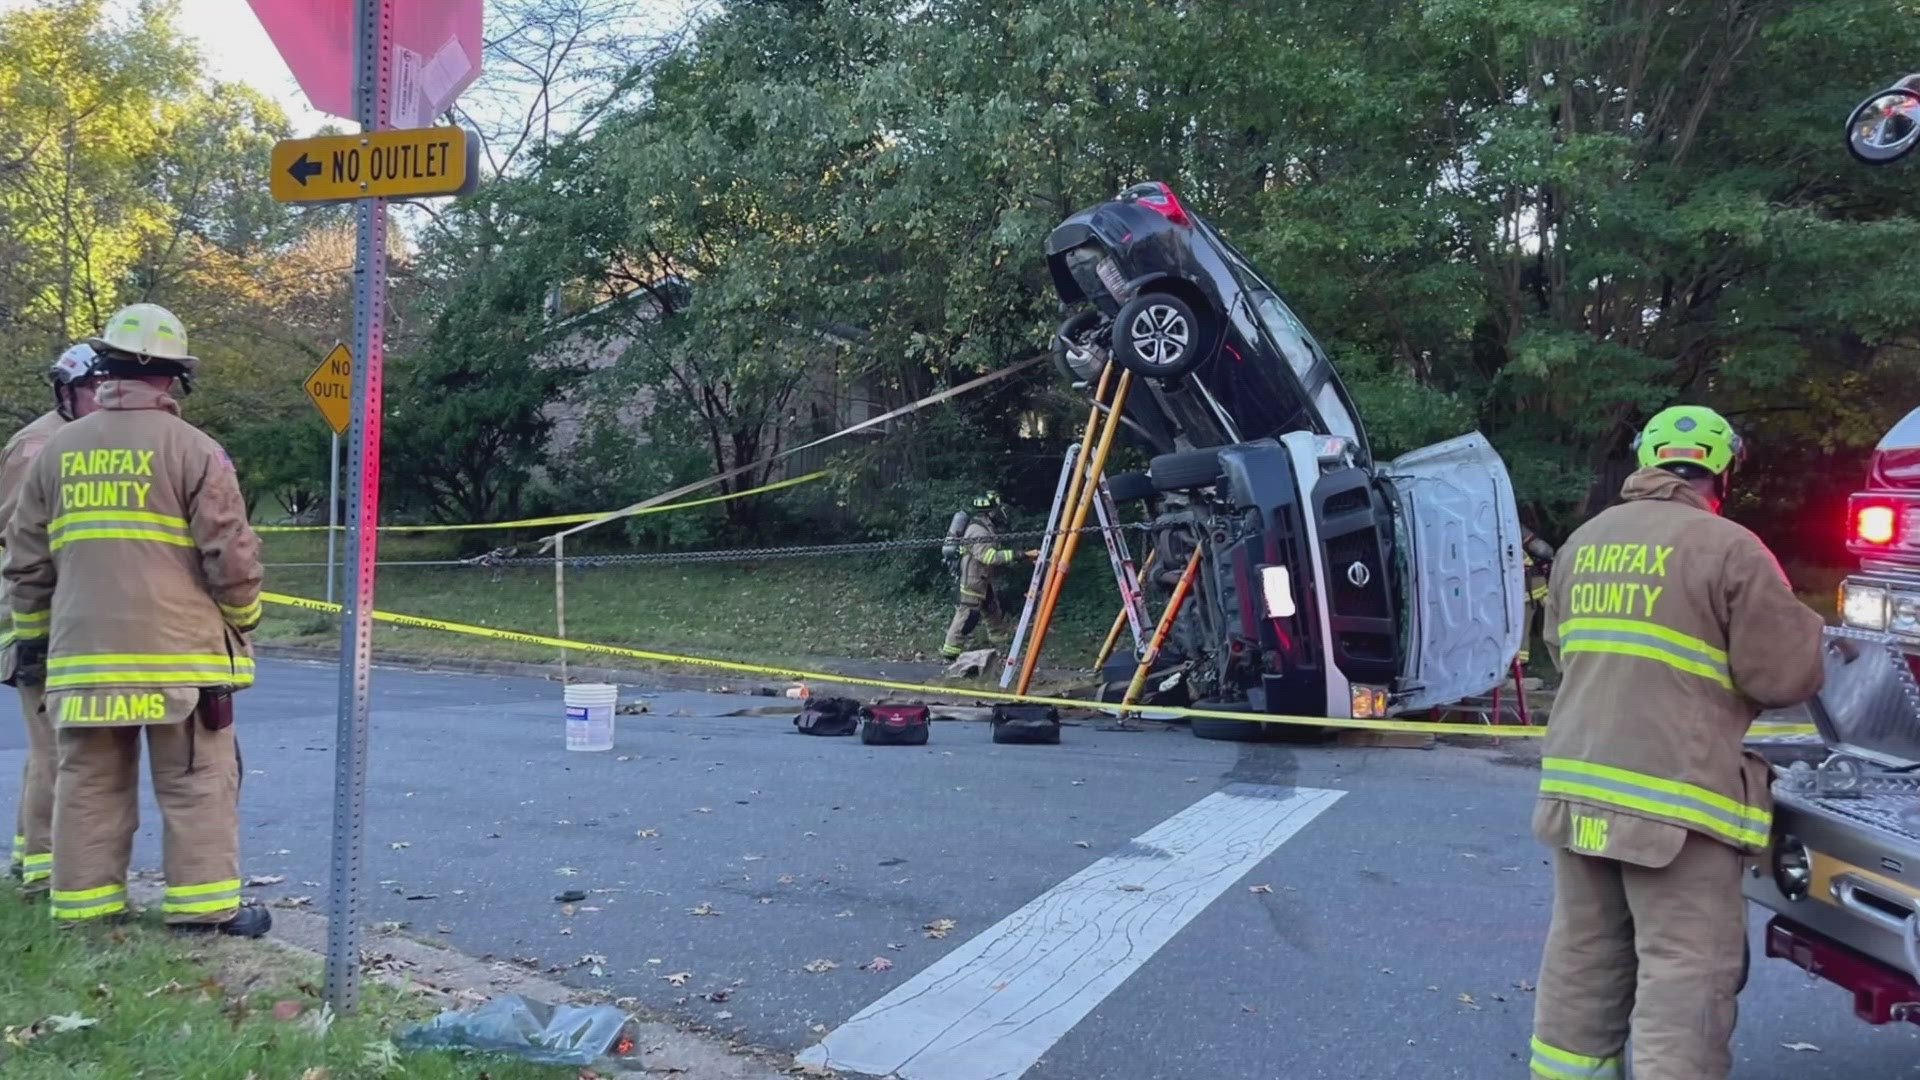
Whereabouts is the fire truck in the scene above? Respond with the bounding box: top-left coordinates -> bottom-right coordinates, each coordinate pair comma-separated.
1741,76 -> 1920,1024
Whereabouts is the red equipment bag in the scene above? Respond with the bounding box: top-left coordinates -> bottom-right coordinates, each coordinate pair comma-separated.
860,703 -> 931,746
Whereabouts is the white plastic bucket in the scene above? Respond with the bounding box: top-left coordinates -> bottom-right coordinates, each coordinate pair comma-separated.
564,683 -> 617,751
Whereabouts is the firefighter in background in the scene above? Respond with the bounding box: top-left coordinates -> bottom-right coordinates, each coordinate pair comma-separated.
1517,526 -> 1556,666
4,304 -> 270,936
940,492 -> 1036,659
2,344 -> 102,889
1528,406 -> 1824,1080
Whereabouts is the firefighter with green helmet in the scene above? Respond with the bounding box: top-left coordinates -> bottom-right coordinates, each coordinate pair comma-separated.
1527,404 -> 1824,1080
939,492 -> 1035,659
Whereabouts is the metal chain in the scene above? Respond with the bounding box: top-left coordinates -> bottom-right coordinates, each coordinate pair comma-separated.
264,523 -> 1155,570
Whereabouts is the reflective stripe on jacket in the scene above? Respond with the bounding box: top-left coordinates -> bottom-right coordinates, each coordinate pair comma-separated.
0,412 -> 66,647
3,381 -> 262,726
1535,468 -> 1823,859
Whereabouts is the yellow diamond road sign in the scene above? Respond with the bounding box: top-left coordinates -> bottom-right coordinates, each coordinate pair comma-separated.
305,344 -> 353,436
270,126 -> 477,204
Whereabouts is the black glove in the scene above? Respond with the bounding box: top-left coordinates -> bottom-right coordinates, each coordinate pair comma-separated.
4,639 -> 47,688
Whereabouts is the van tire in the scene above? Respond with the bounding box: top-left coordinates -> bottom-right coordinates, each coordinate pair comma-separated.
1105,471 -> 1155,504
1150,450 -> 1222,492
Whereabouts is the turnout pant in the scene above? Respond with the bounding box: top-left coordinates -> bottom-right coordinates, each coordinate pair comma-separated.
1530,832 -> 1747,1080
50,719 -> 241,925
10,683 -> 53,885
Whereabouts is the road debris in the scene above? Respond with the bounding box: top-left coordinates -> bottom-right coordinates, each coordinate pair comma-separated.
923,919 -> 956,939
802,959 -> 839,974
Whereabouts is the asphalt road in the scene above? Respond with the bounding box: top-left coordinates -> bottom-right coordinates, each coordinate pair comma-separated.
3,659 -> 1917,1078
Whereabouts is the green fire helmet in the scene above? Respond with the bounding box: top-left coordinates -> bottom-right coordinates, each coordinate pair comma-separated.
1634,405 -> 1744,476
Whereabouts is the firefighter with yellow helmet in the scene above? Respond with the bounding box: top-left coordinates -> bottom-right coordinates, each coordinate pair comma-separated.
939,492 -> 1035,659
3,344 -> 106,890
1527,405 -> 1823,1080
4,303 -> 270,935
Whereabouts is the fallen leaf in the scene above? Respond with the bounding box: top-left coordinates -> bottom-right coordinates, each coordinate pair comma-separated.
635,829 -> 660,839
272,1001 -> 304,1022
777,875 -> 797,885
1118,884 -> 1145,892
244,875 -> 285,887
859,957 -> 894,972
688,903 -> 719,917
1781,1042 -> 1821,1053
704,989 -> 731,1003
389,842 -> 409,850
887,943 -> 905,951
1456,993 -> 1480,1010
923,919 -> 956,939
45,1013 -> 97,1032
1248,884 -> 1273,894
802,959 -> 839,974
663,972 -> 692,987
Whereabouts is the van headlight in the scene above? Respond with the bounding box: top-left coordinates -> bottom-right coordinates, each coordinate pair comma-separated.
1772,835 -> 1810,901
1259,565 -> 1295,618
1843,583 -> 1890,631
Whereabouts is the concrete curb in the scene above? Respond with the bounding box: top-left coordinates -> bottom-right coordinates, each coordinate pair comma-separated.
126,879 -> 800,1079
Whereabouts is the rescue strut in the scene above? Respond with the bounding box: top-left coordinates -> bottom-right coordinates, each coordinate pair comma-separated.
1119,544 -> 1205,717
1016,366 -> 1135,695
1003,363 -> 1112,688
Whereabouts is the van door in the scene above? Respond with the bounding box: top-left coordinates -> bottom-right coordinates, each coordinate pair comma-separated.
1385,433 -> 1525,711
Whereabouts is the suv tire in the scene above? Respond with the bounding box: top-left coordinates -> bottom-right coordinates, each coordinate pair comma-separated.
1149,449 -> 1222,492
1111,292 -> 1205,378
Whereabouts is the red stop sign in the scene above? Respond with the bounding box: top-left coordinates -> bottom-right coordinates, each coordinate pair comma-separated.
246,0 -> 483,127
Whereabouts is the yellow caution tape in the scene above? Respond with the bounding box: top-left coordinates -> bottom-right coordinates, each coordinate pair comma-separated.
260,590 -> 1572,737
257,591 -> 1821,739
254,471 -> 830,534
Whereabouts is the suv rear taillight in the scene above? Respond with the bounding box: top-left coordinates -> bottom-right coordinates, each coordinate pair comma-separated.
1133,182 -> 1191,227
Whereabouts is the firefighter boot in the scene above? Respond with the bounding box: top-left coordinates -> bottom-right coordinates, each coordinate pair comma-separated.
13,682 -> 56,890
170,903 -> 272,938
147,720 -> 246,928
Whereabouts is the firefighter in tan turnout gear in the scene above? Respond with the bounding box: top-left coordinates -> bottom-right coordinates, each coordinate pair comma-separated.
1528,405 -> 1824,1080
3,304 -> 270,936
2,344 -> 102,889
940,492 -> 1036,659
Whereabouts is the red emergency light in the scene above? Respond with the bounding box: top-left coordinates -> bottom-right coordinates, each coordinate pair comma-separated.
1855,500 -> 1900,547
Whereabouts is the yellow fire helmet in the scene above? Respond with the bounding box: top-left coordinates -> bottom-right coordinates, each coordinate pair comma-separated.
88,303 -> 197,371
1634,405 -> 1744,476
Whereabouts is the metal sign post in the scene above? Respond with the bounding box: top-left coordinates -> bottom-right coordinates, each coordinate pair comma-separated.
323,0 -> 391,1013
303,343 -> 354,607
326,433 -> 339,604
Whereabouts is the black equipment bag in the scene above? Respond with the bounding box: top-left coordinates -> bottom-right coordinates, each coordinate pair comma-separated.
991,702 -> 1061,744
795,696 -> 862,736
861,703 -> 931,745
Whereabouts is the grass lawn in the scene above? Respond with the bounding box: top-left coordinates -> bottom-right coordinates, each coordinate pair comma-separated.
253,532 -> 1117,680
0,881 -> 573,1079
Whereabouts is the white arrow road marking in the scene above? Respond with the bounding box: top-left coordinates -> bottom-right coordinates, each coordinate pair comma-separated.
797,782 -> 1344,1079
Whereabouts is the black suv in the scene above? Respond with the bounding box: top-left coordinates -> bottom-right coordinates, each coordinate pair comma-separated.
1045,182 -> 1526,733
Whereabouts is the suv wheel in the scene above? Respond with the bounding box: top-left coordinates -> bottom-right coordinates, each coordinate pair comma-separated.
1111,292 -> 1204,378
1052,310 -> 1108,385
1190,704 -> 1336,744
